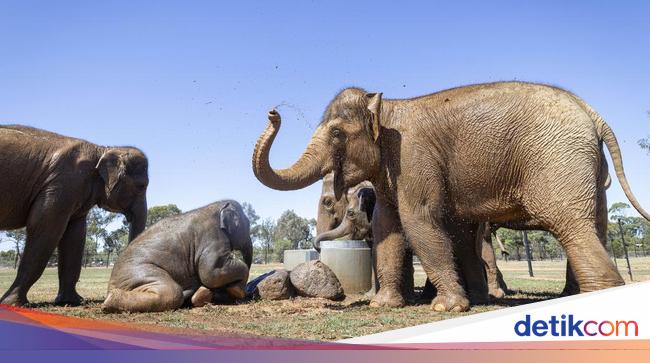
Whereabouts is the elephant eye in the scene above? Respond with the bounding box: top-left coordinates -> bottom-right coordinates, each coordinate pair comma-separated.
322,197 -> 334,209
346,209 -> 356,218
330,128 -> 342,138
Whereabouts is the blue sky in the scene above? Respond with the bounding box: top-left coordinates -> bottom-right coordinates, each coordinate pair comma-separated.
1,0 -> 649,229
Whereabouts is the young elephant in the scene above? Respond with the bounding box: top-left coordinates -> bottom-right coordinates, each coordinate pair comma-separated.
102,200 -> 253,313
0,126 -> 148,306
253,82 -> 650,311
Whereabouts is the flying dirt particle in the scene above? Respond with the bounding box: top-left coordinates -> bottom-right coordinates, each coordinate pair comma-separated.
273,101 -> 313,130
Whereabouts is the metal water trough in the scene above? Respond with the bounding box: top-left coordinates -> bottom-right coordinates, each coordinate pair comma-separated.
319,240 -> 372,294
283,249 -> 319,270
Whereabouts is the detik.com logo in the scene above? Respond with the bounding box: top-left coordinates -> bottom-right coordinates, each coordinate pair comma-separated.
514,314 -> 638,337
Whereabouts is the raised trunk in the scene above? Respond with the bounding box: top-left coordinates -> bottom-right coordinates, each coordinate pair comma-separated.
313,218 -> 355,251
128,195 -> 147,243
252,110 -> 328,190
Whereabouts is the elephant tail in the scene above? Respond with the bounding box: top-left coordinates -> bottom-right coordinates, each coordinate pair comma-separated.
578,99 -> 650,221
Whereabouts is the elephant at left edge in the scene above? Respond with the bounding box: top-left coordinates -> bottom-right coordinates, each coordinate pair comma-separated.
0,125 -> 148,306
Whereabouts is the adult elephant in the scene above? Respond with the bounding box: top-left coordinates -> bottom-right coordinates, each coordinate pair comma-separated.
252,81 -> 650,312
102,201 -> 252,313
0,126 -> 148,306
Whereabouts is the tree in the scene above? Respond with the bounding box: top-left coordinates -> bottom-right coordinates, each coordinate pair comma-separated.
497,229 -> 523,260
146,204 -> 182,228
607,202 -> 646,258
256,218 -> 276,264
274,210 -> 315,250
85,207 -> 117,267
4,228 -> 26,269
104,218 -> 129,267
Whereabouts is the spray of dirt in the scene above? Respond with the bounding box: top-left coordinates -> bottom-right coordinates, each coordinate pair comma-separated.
272,101 -> 314,130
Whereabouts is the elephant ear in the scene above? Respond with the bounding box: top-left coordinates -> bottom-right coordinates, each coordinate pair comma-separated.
366,92 -> 382,142
357,188 -> 376,221
96,150 -> 126,196
219,202 -> 240,237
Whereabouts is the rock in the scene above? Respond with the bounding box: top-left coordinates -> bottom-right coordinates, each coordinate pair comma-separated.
257,269 -> 295,300
289,260 -> 345,300
246,270 -> 277,296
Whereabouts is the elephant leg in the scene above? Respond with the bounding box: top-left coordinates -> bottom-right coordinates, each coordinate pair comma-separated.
369,199 -> 407,308
55,217 -> 86,306
555,223 -> 623,292
481,230 -> 506,299
400,207 -> 469,312
420,278 -> 436,301
198,254 -> 249,297
562,173 -> 609,295
451,221 -> 489,305
0,199 -> 70,306
191,286 -> 214,307
102,273 -> 184,313
401,248 -> 415,301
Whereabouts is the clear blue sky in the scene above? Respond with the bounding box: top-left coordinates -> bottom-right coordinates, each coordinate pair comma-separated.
1,1 -> 649,225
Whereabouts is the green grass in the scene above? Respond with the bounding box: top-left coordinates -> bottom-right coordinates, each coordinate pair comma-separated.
1,256 -> 649,341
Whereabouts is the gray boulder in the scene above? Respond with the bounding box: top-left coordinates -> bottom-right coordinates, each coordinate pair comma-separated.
289,260 -> 345,300
257,269 -> 295,300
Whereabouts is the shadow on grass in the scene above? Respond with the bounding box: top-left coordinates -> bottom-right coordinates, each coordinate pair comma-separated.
28,298 -> 105,309
410,288 -> 562,308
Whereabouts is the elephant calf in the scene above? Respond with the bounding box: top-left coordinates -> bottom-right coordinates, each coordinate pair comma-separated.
102,200 -> 253,313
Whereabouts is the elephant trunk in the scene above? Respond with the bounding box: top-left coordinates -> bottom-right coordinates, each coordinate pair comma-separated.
127,195 -> 147,243
313,217 -> 354,252
252,110 -> 328,190
241,239 -> 253,269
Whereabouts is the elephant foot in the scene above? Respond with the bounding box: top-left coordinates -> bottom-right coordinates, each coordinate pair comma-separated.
369,287 -> 405,308
101,291 -> 122,313
54,290 -> 84,306
225,284 -> 246,300
431,292 -> 470,312
0,290 -> 28,307
468,290 -> 489,305
191,286 -> 214,307
488,287 -> 506,299
560,282 -> 580,296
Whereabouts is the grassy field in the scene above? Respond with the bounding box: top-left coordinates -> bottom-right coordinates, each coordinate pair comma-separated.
1,257 -> 649,341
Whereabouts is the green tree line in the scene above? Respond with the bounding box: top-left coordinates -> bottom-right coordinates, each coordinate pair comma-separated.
0,202 -> 316,267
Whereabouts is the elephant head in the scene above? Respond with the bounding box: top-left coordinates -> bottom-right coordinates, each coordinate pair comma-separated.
219,201 -> 253,268
96,147 -> 149,242
252,88 -> 382,200
314,179 -> 376,251
316,173 -> 352,235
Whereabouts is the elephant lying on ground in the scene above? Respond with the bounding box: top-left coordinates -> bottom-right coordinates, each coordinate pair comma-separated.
102,200 -> 252,313
314,174 -> 507,299
253,81 -> 650,311
0,125 -> 148,306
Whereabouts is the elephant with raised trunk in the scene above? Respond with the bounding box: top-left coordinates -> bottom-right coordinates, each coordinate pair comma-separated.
0,125 -> 148,306
102,200 -> 253,313
252,81 -> 650,312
